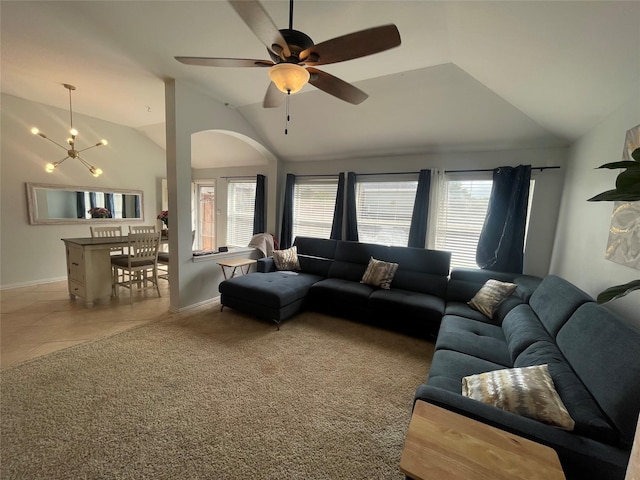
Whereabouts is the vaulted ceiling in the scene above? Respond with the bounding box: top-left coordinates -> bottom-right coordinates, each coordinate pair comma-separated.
2,1 -> 639,166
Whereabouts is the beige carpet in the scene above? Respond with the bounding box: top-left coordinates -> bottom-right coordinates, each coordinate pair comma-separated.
1,302 -> 434,479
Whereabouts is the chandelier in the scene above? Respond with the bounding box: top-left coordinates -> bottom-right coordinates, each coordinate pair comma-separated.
31,83 -> 107,177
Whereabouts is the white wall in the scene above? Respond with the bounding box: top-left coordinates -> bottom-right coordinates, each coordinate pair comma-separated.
550,95 -> 640,328
0,94 -> 166,288
281,147 -> 568,278
164,79 -> 279,311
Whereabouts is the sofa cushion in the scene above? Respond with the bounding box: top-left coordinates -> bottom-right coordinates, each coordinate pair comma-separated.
368,288 -> 445,324
468,279 -> 517,318
462,364 -> 575,430
328,241 -> 388,281
218,271 -> 321,309
502,304 -> 554,362
435,316 -> 511,366
426,349 -> 508,393
293,236 -> 338,259
272,246 -> 301,271
529,275 -> 593,336
556,303 -> 640,448
309,277 -> 376,310
297,255 -> 333,277
514,340 -> 617,445
444,302 -> 497,324
360,257 -> 398,289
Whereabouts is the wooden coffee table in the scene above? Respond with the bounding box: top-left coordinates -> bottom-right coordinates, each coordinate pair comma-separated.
400,401 -> 566,480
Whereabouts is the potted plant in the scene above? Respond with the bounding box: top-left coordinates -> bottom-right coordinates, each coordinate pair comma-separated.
88,207 -> 111,218
588,144 -> 640,303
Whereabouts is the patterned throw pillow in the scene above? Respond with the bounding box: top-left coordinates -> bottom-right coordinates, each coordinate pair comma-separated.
360,257 -> 399,290
462,364 -> 575,430
468,279 -> 517,318
272,246 -> 301,271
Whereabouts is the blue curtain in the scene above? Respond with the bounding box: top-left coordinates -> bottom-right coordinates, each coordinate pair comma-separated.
89,192 -> 97,209
345,172 -> 359,241
330,173 -> 345,240
253,174 -> 266,234
407,169 -> 431,248
476,165 -> 532,273
76,192 -> 86,218
105,193 -> 115,218
279,173 -> 296,249
134,195 -> 140,218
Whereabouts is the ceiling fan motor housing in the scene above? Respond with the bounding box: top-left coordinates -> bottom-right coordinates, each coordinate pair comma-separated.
269,29 -> 314,63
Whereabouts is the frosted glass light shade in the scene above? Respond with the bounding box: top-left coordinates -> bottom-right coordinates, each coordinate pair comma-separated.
268,64 -> 310,94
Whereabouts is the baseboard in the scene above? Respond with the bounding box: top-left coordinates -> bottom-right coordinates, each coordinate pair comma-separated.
169,295 -> 220,313
1,276 -> 67,290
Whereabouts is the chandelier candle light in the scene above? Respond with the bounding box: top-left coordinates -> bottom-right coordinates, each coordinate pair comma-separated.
31,83 -> 107,177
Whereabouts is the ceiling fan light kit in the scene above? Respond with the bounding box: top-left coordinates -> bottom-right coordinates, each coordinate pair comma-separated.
31,83 -> 107,177
268,63 -> 310,94
175,0 -> 402,129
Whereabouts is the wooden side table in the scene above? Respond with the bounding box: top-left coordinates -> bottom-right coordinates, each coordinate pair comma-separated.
217,258 -> 256,279
400,401 -> 566,480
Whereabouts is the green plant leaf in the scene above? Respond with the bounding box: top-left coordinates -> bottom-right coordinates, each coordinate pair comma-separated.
596,161 -> 638,169
632,147 -> 640,162
615,168 -> 640,193
587,189 -> 640,202
597,280 -> 640,304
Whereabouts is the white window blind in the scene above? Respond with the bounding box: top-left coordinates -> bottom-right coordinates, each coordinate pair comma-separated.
227,180 -> 256,247
292,177 -> 339,239
435,178 -> 492,269
355,176 -> 418,246
434,177 -> 535,269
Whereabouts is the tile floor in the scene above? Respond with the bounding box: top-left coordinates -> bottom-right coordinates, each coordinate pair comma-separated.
1,279 -> 172,369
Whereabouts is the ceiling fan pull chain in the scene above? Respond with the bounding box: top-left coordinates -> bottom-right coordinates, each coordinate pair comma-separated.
285,91 -> 291,135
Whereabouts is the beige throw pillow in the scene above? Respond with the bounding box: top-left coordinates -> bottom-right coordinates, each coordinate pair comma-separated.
462,364 -> 575,430
272,246 -> 301,271
468,279 -> 517,318
360,257 -> 399,290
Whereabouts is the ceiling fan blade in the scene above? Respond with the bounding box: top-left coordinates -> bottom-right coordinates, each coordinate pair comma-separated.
175,56 -> 273,67
300,24 -> 401,66
307,67 -> 368,105
263,82 -> 285,108
229,0 -> 291,59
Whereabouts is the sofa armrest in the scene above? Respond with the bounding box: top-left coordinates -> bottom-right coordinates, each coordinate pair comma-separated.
414,384 -> 629,480
257,257 -> 275,273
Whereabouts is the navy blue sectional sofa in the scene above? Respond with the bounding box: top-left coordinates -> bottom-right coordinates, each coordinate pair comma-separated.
219,236 -> 640,479
219,236 -> 452,335
419,270 -> 640,480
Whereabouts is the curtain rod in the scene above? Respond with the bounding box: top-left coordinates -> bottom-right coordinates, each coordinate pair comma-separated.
220,175 -> 256,180
444,166 -> 561,173
293,174 -> 340,178
356,171 -> 419,176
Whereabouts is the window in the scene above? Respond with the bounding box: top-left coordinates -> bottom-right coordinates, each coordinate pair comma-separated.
292,177 -> 339,239
355,176 -> 418,246
434,175 -> 535,269
227,180 -> 256,247
196,183 -> 215,250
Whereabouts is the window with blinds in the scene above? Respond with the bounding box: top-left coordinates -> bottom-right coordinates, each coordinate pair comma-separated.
227,180 -> 256,247
434,178 -> 492,269
355,176 -> 418,246
292,177 -> 339,240
434,177 -> 535,269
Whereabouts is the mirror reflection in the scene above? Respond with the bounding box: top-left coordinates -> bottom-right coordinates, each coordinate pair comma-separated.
27,183 -> 144,224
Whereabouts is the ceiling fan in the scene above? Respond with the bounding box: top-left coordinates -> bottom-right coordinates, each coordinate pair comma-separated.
175,0 -> 401,108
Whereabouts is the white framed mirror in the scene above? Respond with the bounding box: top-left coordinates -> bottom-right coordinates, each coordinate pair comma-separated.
26,182 -> 144,225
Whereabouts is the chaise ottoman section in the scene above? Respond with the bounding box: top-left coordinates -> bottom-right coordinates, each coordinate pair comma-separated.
219,271 -> 323,324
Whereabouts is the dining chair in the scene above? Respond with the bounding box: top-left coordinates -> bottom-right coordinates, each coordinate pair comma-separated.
157,230 -> 195,281
129,225 -> 156,234
111,232 -> 161,304
91,225 -> 127,294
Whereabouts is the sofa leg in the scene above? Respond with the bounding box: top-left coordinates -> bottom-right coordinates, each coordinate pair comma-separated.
272,319 -> 280,331
220,305 -> 224,312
